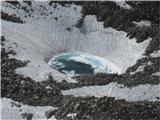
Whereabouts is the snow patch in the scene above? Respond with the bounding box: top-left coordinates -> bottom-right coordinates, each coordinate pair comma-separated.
1,98 -> 57,120
150,50 -> 160,58
62,82 -> 160,102
130,65 -> 145,75
152,72 -> 160,77
67,113 -> 77,119
133,20 -> 151,27
113,0 -> 132,10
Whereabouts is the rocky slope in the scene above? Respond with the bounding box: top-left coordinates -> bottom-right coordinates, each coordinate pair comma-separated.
1,1 -> 160,120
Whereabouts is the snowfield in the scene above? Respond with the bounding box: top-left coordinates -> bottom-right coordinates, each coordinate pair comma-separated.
1,2 -> 150,81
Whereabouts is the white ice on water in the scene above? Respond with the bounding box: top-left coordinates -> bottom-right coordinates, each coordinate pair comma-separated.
48,52 -> 121,76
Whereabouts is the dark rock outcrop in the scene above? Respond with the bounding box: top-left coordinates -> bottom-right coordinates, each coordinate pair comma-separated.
45,109 -> 56,119
21,113 -> 33,120
54,96 -> 160,120
1,11 -> 24,24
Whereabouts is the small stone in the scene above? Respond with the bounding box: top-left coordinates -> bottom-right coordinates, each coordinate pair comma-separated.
21,80 -> 25,85
45,86 -> 52,90
53,4 -> 57,8
47,90 -> 52,95
34,94 -> 39,99
45,109 -> 56,119
21,113 -> 33,120
55,17 -> 58,21
66,27 -> 71,32
1,36 -> 5,41
11,102 -> 21,107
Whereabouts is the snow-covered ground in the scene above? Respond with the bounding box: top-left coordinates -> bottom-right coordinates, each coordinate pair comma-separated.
1,98 -> 57,120
1,2 -> 151,81
62,82 -> 160,102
